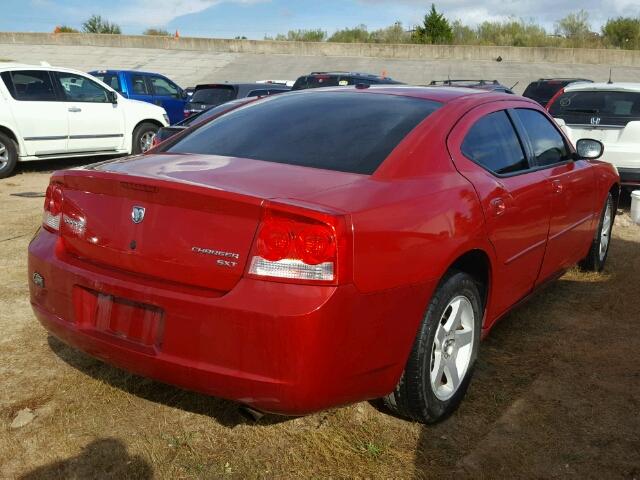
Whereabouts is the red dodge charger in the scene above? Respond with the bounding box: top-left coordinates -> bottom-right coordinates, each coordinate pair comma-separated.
28,86 -> 619,423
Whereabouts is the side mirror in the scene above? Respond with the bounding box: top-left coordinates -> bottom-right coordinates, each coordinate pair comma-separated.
576,138 -> 603,160
107,90 -> 118,104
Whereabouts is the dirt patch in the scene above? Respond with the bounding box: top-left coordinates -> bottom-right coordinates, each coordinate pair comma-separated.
1,162 -> 639,479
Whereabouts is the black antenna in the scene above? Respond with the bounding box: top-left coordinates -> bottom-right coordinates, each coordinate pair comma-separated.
608,68 -> 613,84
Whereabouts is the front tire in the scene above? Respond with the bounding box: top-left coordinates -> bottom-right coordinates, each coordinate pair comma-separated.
132,122 -> 159,154
580,192 -> 614,272
0,132 -> 18,179
383,271 -> 482,423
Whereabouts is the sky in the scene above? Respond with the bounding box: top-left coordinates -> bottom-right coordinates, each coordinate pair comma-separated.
1,0 -> 638,39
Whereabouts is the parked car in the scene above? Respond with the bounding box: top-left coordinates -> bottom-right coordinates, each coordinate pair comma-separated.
184,83 -> 290,117
152,97 -> 257,147
29,86 -> 619,423
428,79 -> 514,94
291,71 -> 403,90
548,82 -> 640,188
523,78 -> 592,106
0,63 -> 168,178
89,70 -> 186,124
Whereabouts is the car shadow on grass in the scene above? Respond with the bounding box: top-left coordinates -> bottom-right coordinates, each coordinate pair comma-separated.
412,233 -> 640,479
18,437 -> 152,480
47,335 -> 290,429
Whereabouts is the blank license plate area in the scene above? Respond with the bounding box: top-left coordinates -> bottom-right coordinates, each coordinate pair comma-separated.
73,287 -> 164,347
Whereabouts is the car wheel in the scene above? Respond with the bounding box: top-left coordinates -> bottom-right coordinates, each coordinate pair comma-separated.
580,192 -> 614,272
0,132 -> 18,179
132,123 -> 159,154
383,271 -> 482,423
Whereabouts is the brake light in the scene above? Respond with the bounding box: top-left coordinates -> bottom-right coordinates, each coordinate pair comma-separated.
247,204 -> 350,284
43,184 -> 63,231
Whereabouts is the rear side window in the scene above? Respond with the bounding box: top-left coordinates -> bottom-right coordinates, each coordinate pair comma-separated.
291,75 -> 341,90
131,75 -> 150,95
462,111 -> 529,175
523,81 -> 566,104
168,92 -> 441,174
92,72 -> 121,93
191,86 -> 236,105
514,109 -> 570,167
549,90 -> 640,126
1,70 -> 57,101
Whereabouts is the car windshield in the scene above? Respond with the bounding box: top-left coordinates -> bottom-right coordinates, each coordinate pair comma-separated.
168,92 -> 441,174
190,86 -> 235,105
550,90 -> 640,126
91,72 -> 122,93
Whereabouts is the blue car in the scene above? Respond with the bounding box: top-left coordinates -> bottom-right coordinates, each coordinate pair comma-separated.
89,70 -> 187,124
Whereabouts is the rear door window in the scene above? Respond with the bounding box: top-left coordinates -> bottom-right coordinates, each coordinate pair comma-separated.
1,70 -> 57,101
549,90 -> 640,126
168,92 -> 441,174
131,75 -> 150,95
462,111 -> 529,175
513,109 -> 571,167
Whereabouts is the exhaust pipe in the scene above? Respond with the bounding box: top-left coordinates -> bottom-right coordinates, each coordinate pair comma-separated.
238,406 -> 265,422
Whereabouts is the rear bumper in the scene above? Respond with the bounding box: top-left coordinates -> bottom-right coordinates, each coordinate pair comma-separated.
617,167 -> 640,187
28,229 -> 433,415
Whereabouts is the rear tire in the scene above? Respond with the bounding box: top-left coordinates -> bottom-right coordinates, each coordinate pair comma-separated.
580,193 -> 614,272
383,271 -> 482,423
132,122 -> 159,154
0,132 -> 18,179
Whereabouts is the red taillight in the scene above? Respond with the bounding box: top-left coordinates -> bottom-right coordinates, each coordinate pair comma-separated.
247,204 -> 350,284
43,184 -> 63,231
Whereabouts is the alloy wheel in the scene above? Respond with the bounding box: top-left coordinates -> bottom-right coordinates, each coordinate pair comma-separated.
599,199 -> 613,262
0,141 -> 8,170
430,295 -> 475,401
139,131 -> 156,153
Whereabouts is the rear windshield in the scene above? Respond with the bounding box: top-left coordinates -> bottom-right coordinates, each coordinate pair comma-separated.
91,72 -> 121,93
549,90 -> 640,126
179,99 -> 251,126
523,81 -> 568,103
167,91 -> 441,174
190,86 -> 236,105
292,75 -> 342,90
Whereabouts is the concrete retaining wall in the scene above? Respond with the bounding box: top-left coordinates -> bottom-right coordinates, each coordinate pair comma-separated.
2,32 -> 640,66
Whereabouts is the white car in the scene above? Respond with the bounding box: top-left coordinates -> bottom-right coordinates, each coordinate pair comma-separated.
549,82 -> 640,188
0,63 -> 169,178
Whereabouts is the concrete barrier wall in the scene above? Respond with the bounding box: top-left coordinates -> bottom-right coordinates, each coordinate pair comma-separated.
2,32 -> 640,67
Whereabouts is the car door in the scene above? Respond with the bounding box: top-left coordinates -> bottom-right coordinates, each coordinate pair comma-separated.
448,105 -> 552,319
148,74 -> 184,124
512,108 -> 597,281
52,71 -> 124,153
0,70 -> 68,156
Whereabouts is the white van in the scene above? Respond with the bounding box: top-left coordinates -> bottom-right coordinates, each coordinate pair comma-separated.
0,63 -> 169,178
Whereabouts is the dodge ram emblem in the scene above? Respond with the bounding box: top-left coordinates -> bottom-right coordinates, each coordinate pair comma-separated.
131,206 -> 146,224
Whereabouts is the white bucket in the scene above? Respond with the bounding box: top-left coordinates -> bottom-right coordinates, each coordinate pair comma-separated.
631,190 -> 640,225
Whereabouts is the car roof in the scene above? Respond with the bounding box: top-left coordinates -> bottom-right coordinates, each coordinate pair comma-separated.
307,71 -> 393,79
89,69 -> 166,76
0,63 -> 101,77
293,85 -> 504,103
531,78 -> 592,82
194,83 -> 289,89
563,82 -> 640,93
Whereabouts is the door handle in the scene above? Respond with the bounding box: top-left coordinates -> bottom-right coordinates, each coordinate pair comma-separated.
551,179 -> 563,194
490,198 -> 507,217
68,107 -> 82,113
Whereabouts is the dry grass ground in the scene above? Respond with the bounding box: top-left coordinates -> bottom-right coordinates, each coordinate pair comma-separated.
1,159 -> 639,479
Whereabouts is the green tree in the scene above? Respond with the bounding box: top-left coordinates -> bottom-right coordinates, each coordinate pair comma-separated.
451,20 -> 476,44
143,28 -> 170,36
602,17 -> 640,49
82,15 -> 121,34
274,29 -> 326,42
555,10 -> 591,40
328,24 -> 371,43
370,22 -> 411,44
412,4 -> 453,44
